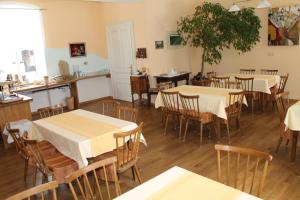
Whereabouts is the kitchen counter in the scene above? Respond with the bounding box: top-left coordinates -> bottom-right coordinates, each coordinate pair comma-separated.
15,73 -> 111,93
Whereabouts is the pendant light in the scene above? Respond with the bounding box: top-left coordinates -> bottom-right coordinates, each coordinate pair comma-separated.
229,0 -> 271,12
257,0 -> 271,9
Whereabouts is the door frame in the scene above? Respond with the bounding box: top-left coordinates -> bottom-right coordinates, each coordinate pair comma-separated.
106,20 -> 136,101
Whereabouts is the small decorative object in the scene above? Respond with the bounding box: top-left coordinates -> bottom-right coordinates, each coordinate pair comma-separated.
169,33 -> 182,46
155,41 -> 164,49
69,43 -> 86,57
268,5 -> 300,46
136,48 -> 147,59
43,76 -> 49,85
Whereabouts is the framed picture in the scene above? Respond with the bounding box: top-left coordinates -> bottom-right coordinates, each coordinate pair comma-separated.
268,5 -> 300,46
169,32 -> 182,46
155,41 -> 164,49
69,43 -> 86,57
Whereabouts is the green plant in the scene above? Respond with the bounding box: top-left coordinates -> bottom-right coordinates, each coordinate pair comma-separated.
177,2 -> 261,74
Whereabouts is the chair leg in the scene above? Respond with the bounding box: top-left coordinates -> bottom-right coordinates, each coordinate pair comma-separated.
133,164 -> 142,184
252,97 -> 254,113
179,116 -> 183,139
131,94 -> 134,106
183,119 -> 190,142
24,159 -> 28,182
236,117 -> 240,131
32,166 -> 37,186
131,167 -> 136,181
164,114 -> 169,135
200,123 -> 203,145
147,94 -> 151,106
226,122 -> 230,144
275,137 -> 283,154
286,139 -> 290,146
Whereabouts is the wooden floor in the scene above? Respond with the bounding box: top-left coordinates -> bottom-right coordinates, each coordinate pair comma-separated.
1,101 -> 300,199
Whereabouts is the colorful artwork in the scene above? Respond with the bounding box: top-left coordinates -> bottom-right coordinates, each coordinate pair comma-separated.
69,43 -> 86,57
268,5 -> 300,46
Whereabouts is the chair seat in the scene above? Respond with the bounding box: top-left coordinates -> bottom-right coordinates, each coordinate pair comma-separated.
46,153 -> 78,184
184,111 -> 215,124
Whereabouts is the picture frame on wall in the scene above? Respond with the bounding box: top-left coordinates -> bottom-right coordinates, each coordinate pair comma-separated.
69,42 -> 86,57
155,41 -> 164,49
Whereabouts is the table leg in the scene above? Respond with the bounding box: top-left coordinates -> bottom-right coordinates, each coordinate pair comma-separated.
174,81 -> 178,87
216,117 -> 221,142
291,131 -> 299,162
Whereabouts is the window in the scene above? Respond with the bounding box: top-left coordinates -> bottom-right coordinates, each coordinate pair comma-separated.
0,3 -> 47,82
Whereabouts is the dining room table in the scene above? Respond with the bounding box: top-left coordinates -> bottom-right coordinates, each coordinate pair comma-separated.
284,101 -> 300,162
220,73 -> 280,94
114,166 -> 261,200
27,109 -> 147,168
155,85 -> 247,140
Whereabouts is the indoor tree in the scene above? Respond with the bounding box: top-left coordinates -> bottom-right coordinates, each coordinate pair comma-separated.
177,2 -> 261,76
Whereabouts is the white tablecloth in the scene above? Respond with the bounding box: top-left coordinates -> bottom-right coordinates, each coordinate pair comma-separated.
155,85 -> 247,119
223,74 -> 280,94
284,101 -> 300,131
2,119 -> 32,144
28,109 -> 146,168
114,166 -> 261,200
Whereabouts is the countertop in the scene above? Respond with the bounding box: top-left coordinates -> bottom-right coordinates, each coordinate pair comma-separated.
14,73 -> 111,93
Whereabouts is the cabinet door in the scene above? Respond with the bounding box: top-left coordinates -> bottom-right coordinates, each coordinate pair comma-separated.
49,86 -> 70,106
22,90 -> 50,112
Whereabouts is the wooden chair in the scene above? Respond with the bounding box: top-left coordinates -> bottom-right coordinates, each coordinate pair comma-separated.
7,127 -> 56,184
267,74 -> 289,110
118,106 -> 137,123
160,91 -> 182,136
212,76 -> 230,88
240,69 -> 256,74
235,77 -> 258,113
114,122 -> 143,184
215,144 -> 272,197
260,69 -> 278,75
206,71 -> 216,80
65,157 -> 121,200
26,139 -> 78,184
38,107 -> 52,119
51,105 -> 64,115
224,91 -> 245,142
100,98 -> 120,118
6,181 -> 58,200
179,93 -> 216,144
148,81 -> 173,105
275,92 -> 292,153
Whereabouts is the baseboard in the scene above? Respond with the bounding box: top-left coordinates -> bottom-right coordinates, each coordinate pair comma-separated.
79,96 -> 113,107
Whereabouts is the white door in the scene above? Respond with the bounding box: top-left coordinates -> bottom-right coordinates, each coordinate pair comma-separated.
107,21 -> 135,101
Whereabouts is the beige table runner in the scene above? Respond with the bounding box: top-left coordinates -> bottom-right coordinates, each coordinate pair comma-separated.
44,112 -> 121,157
148,172 -> 242,200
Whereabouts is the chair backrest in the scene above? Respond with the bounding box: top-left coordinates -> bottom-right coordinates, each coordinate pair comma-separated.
157,81 -> 173,91
227,91 -> 245,116
212,76 -> 230,88
26,139 -> 52,178
160,91 -> 179,112
179,93 -> 200,118
278,74 -> 289,94
114,123 -> 143,170
260,69 -> 278,75
100,98 -> 120,118
51,105 -> 64,116
6,181 -> 58,200
118,106 -> 137,123
206,71 -> 216,80
275,93 -> 290,122
38,107 -> 52,119
215,144 -> 272,197
6,126 -> 30,160
65,157 -> 121,200
240,69 -> 256,74
235,77 -> 254,93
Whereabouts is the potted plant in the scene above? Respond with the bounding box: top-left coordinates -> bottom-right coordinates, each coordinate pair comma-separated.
177,2 -> 261,79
